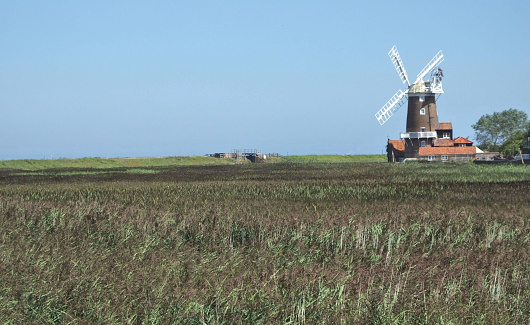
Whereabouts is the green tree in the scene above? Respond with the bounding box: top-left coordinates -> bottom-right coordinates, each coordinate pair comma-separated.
472,108 -> 529,152
500,130 -> 525,157
522,129 -> 530,154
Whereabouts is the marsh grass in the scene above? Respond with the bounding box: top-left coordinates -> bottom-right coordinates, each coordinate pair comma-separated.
0,162 -> 528,323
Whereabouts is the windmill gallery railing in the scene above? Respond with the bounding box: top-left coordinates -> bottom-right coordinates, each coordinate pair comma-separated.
400,131 -> 437,139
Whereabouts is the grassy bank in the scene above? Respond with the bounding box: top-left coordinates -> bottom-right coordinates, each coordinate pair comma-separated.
281,154 -> 386,163
0,156 -> 234,170
0,154 -> 386,171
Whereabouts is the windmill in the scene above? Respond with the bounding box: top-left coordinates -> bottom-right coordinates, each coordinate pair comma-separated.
375,46 -> 445,158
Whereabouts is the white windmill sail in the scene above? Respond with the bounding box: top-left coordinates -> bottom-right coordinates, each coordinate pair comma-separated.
415,50 -> 444,83
375,46 -> 444,126
375,89 -> 408,125
388,46 -> 410,86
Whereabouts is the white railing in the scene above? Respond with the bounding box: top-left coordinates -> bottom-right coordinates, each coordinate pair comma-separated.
400,132 -> 437,139
408,81 -> 443,94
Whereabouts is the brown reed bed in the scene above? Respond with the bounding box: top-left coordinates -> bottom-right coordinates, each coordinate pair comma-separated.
0,162 -> 528,323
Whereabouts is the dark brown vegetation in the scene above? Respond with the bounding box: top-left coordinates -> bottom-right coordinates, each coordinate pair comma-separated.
0,162 -> 529,324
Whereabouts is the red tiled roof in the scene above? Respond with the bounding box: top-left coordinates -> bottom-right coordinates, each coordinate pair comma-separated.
419,146 -> 477,156
454,136 -> 473,144
436,122 -> 453,130
433,139 -> 454,147
388,140 -> 405,152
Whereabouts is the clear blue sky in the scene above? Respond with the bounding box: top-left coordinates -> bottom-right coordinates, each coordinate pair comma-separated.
1,1 -> 529,159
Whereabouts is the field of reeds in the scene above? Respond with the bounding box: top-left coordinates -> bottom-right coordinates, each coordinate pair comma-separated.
0,161 -> 529,324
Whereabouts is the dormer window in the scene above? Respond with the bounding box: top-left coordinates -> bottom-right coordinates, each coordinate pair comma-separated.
442,132 -> 450,139
420,108 -> 426,115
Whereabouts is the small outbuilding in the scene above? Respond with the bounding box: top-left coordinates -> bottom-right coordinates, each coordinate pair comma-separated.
387,140 -> 405,162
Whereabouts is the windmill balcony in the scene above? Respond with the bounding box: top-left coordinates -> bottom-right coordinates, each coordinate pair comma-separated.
400,132 -> 437,139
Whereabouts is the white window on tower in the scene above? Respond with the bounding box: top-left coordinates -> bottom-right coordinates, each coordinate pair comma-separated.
420,108 -> 426,115
421,140 -> 426,147
419,95 -> 425,102
420,127 -> 426,132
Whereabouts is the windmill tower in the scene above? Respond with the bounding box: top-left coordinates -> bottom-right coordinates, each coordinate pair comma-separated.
375,46 -> 444,158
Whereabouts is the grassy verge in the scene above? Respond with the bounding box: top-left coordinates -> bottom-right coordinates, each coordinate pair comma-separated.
0,156 -> 234,170
0,155 -> 386,171
281,154 -> 387,163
